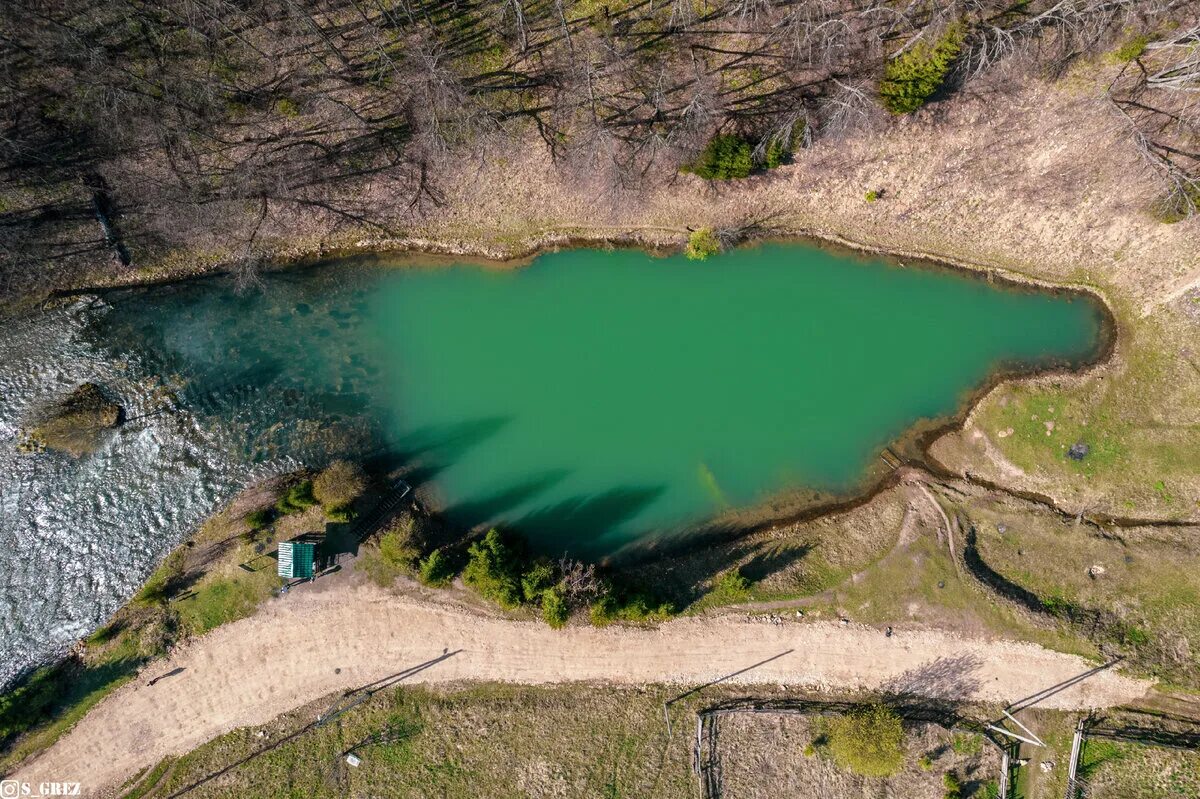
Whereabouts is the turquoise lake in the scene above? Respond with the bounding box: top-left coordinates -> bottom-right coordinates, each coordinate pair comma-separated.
90,243 -> 1103,555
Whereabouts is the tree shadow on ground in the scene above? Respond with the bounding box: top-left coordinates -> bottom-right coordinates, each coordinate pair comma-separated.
882,654 -> 984,705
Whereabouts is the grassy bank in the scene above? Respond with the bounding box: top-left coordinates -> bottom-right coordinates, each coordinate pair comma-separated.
123,683 -> 1005,799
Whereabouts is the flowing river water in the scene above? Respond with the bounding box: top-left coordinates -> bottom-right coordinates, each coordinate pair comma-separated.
0,243 -> 1105,687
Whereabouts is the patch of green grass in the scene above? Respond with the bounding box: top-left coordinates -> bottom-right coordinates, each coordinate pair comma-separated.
1111,34 -> 1149,62
118,756 -> 175,799
174,574 -> 276,636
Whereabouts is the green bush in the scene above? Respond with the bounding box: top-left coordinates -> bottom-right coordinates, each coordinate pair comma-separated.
826,704 -> 905,777
463,529 -> 524,608
764,131 -> 796,169
865,189 -> 880,203
324,504 -> 355,523
685,228 -> 721,261
275,480 -> 316,515
542,585 -> 570,628
380,524 -> 420,571
245,509 -> 272,530
685,134 -> 753,180
521,559 -> 557,603
879,28 -> 963,114
943,772 -> 962,799
312,460 -> 366,509
418,549 -> 454,587
710,568 -> 752,603
589,587 -> 674,625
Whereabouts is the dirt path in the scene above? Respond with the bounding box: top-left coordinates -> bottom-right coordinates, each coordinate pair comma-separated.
15,581 -> 1151,796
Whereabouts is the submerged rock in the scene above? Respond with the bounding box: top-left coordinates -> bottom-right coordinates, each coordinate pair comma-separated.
18,382 -> 124,457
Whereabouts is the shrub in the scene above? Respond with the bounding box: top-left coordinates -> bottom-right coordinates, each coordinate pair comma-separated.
275,480 -> 316,515
763,130 -> 797,169
380,523 -> 420,572
826,704 -> 905,777
879,28 -> 963,114
686,133 -> 753,179
710,568 -> 752,603
1113,34 -> 1149,62
589,587 -> 674,625
418,550 -> 454,587
312,461 -> 366,509
943,772 -> 962,799
245,509 -> 271,530
521,559 -> 557,603
542,585 -> 570,628
463,529 -> 524,608
865,189 -> 880,203
685,228 -> 721,261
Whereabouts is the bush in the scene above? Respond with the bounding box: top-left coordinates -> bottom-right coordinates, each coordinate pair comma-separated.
418,550 -> 454,587
943,772 -> 962,799
463,529 -> 524,608
542,585 -> 570,628
589,587 -> 674,625
763,129 -> 797,169
879,28 -> 963,114
275,480 -> 316,515
865,189 -> 880,203
710,568 -> 752,603
324,505 -> 355,523
380,523 -> 420,572
826,704 -> 905,777
521,559 -> 557,603
245,509 -> 272,530
685,228 -> 721,261
313,461 -> 366,509
686,133 -> 753,180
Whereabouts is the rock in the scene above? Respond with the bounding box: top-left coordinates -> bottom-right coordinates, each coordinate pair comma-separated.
997,524 -> 1007,534
1088,565 -> 1106,579
1040,761 -> 1055,772
1068,442 -> 1090,461
17,382 -> 124,457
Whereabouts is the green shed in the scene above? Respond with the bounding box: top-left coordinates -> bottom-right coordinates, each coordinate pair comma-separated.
278,540 -> 316,579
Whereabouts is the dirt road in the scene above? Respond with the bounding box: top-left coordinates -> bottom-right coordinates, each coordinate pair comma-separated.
15,580 -> 1150,795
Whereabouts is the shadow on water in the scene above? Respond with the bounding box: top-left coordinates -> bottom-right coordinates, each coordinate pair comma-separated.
443,469 -> 571,529
510,484 -> 668,558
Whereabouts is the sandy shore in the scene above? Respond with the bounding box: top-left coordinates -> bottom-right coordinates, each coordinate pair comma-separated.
14,578 -> 1150,796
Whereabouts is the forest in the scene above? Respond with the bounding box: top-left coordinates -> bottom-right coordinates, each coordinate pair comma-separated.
0,0 -> 1196,298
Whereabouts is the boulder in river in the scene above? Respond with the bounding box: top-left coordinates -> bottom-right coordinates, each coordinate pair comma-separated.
17,382 -> 124,457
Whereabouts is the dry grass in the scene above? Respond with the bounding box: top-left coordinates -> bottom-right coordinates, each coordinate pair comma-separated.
717,713 -> 998,799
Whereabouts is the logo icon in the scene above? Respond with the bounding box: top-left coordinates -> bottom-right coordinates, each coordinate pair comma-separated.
0,780 -> 22,799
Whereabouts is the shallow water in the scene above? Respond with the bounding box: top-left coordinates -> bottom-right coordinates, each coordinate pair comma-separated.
0,243 -> 1103,686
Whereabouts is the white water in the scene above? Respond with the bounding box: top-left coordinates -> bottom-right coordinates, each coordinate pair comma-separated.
0,298 -> 297,689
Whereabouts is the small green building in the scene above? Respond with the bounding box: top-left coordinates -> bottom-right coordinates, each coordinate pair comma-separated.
277,540 -> 316,579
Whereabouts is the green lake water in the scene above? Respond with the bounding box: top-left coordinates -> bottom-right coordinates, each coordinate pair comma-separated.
89,243 -> 1104,557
